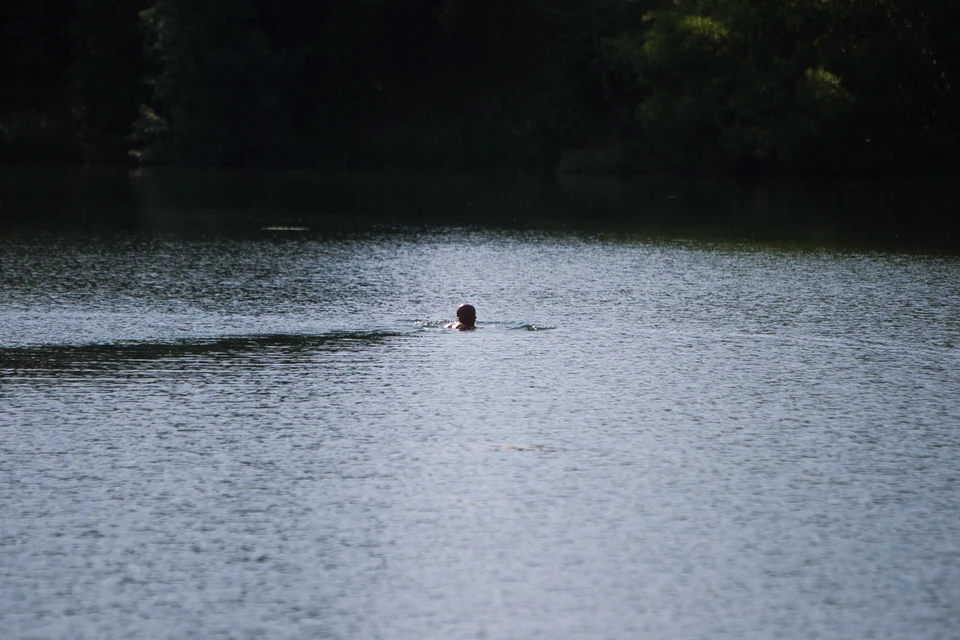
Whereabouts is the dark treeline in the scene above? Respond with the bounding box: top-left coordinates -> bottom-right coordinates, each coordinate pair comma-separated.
2,0 -> 959,176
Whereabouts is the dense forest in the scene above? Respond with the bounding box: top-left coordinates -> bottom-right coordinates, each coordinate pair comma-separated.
2,0 -> 958,176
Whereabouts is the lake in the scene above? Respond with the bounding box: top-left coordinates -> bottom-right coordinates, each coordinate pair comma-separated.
2,170 -> 959,639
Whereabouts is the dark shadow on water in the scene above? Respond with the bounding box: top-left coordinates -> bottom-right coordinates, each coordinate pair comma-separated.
1,167 -> 958,251
0,331 -> 403,374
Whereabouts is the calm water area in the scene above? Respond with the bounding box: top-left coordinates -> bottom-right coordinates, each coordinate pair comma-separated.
2,169 -> 959,639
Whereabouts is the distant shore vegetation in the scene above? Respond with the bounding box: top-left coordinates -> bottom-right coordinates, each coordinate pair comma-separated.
2,0 -> 958,177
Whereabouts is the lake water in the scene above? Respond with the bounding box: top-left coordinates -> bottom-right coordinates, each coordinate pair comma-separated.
2,171 -> 959,639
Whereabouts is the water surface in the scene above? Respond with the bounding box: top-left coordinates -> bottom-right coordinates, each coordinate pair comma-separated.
2,175 -> 960,639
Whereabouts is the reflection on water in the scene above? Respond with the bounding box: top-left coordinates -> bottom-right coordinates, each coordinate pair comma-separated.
2,192 -> 960,639
2,167 -> 958,248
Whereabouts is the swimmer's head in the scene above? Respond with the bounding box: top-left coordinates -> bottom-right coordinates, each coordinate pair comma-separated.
456,303 -> 476,327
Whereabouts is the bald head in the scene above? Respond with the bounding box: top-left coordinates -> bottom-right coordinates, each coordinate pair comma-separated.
456,303 -> 476,328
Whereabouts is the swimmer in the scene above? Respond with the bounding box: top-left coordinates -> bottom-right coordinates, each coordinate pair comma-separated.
445,303 -> 477,331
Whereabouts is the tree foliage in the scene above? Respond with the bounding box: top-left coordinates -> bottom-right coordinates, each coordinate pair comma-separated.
134,0 -> 288,165
71,0 -> 151,162
1,0 -> 958,175
604,0 -> 960,174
